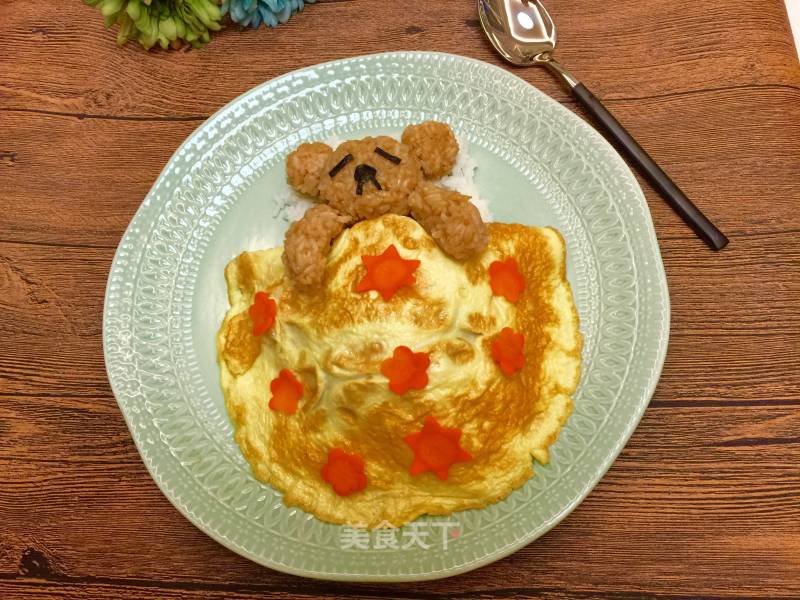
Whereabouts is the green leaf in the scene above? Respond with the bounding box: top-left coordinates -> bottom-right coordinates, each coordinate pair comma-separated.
100,0 -> 124,18
126,0 -> 142,20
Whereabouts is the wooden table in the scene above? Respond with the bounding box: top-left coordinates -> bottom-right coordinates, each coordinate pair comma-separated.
2,1 -> 799,598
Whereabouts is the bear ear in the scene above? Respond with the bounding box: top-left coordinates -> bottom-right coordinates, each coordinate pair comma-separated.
401,121 -> 459,179
286,142 -> 334,197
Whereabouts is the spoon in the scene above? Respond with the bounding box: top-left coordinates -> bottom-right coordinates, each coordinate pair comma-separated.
478,0 -> 729,250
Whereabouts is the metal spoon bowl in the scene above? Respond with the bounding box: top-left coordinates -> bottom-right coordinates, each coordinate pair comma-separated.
479,0 -> 728,250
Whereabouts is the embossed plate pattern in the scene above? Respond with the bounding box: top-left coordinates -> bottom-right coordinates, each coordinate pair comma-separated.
103,52 -> 669,581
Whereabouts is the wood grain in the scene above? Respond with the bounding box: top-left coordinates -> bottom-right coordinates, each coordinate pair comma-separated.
1,0 -> 799,598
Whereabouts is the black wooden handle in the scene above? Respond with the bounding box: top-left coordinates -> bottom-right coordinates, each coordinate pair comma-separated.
572,83 -> 729,250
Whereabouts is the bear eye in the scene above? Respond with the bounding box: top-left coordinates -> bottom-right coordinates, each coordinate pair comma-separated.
374,147 -> 401,165
328,153 -> 354,178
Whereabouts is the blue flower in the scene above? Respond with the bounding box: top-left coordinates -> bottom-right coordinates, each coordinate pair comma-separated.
221,0 -> 315,29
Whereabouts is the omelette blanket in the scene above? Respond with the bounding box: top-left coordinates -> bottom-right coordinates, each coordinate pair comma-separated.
217,214 -> 582,527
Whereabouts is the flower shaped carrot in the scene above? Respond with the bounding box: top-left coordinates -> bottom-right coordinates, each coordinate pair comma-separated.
491,327 -> 525,376
356,244 -> 420,301
321,448 -> 368,496
248,291 -> 277,336
268,368 -> 303,414
489,257 -> 525,303
381,346 -> 431,395
404,416 -> 472,481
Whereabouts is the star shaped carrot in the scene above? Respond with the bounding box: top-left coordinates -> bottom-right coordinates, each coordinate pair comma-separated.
489,257 -> 525,303
404,416 -> 472,481
248,291 -> 277,336
355,244 -> 420,301
268,368 -> 303,414
321,448 -> 368,496
491,327 -> 525,376
381,346 -> 431,395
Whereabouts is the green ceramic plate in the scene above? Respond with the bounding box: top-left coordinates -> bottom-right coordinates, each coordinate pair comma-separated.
104,52 -> 669,581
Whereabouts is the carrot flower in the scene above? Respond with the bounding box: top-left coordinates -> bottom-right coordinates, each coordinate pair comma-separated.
356,244 -> 420,301
404,416 -> 472,481
489,258 -> 525,303
268,369 -> 303,414
321,448 -> 367,496
381,346 -> 431,395
248,291 -> 277,336
491,327 -> 525,376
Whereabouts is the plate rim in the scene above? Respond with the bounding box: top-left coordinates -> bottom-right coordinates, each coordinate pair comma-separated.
103,50 -> 670,581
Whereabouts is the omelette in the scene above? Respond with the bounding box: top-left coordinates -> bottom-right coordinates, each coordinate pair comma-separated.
217,214 -> 582,527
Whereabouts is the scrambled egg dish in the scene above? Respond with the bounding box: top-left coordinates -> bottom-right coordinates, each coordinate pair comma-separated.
217,214 -> 582,527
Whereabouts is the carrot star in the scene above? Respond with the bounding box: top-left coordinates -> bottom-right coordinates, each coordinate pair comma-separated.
268,368 -> 303,414
489,257 -> 525,303
355,244 -> 420,301
491,327 -> 525,376
248,291 -> 277,336
321,448 -> 368,496
381,346 -> 431,395
404,416 -> 472,481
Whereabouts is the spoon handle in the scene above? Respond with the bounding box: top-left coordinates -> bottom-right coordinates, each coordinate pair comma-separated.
571,83 -> 729,250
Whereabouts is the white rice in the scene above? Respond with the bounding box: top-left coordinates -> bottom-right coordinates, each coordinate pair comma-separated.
273,133 -> 492,224
438,135 -> 492,221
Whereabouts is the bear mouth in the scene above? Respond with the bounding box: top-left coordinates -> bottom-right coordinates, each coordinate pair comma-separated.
354,163 -> 382,195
